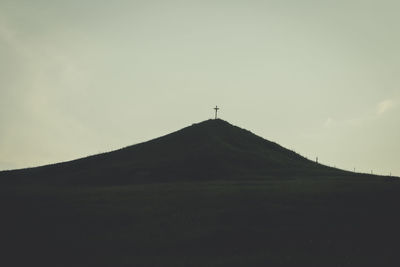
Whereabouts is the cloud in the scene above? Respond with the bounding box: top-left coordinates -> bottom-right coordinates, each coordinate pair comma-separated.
323,117 -> 335,128
377,99 -> 396,115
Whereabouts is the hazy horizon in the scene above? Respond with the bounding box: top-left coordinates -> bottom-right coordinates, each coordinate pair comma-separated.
1,0 -> 399,175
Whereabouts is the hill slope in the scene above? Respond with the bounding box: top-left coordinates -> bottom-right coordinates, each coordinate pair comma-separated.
1,119 -> 358,185
1,120 -> 400,267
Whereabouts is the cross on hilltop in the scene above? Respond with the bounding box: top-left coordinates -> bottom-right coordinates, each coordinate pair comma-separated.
214,106 -> 220,119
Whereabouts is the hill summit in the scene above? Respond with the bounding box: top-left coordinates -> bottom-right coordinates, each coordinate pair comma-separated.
1,119 -> 348,185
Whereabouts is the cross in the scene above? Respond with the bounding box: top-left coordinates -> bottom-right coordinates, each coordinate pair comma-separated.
214,106 -> 220,119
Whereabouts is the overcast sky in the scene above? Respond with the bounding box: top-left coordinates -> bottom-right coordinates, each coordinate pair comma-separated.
1,0 -> 399,176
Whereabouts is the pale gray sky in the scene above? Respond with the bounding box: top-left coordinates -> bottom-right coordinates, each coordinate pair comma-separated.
1,0 -> 399,175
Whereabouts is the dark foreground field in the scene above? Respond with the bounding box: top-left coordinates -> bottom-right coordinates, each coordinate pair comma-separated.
2,176 -> 400,267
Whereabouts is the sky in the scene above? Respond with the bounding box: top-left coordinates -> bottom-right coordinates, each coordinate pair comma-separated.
0,0 -> 399,176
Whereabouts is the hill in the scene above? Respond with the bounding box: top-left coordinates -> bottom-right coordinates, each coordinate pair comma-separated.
1,119 -> 400,266
1,119 -> 358,185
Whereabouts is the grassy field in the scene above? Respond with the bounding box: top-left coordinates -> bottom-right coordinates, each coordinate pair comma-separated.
2,176 -> 400,266
1,120 -> 398,266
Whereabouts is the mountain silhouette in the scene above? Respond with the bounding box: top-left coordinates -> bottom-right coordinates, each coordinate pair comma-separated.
2,119 -> 399,267
1,119 -> 355,185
